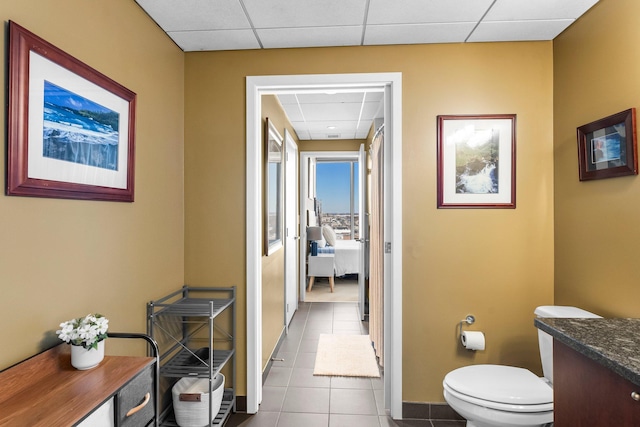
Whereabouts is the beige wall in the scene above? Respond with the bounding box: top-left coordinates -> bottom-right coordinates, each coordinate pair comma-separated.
554,0 -> 640,317
0,2 -> 560,406
260,95 -> 301,368
299,139 -> 364,152
0,1 -> 185,367
185,42 -> 555,401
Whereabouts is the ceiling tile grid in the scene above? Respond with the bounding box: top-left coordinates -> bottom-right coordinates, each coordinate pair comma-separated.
366,0 -> 495,25
133,0 -> 600,139
135,0 -> 600,51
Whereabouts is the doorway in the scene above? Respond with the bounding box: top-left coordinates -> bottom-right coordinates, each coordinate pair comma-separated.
246,72 -> 403,418
299,151 -> 363,308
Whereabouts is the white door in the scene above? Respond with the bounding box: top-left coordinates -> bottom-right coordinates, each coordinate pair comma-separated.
284,130 -> 299,328
358,144 -> 367,320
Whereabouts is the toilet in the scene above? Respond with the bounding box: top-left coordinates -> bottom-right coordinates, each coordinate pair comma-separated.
442,306 -> 601,427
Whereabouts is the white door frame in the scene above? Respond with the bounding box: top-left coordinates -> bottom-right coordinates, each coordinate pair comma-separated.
357,143 -> 366,321
246,72 -> 403,418
284,130 -> 299,328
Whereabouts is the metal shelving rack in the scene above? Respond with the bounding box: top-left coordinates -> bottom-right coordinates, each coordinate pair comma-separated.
147,286 -> 236,427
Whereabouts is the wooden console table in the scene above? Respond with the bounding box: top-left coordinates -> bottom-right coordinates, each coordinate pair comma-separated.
0,337 -> 157,426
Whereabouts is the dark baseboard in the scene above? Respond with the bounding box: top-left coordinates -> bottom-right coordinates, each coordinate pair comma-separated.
231,397 -> 462,421
235,395 -> 247,412
402,401 -> 464,421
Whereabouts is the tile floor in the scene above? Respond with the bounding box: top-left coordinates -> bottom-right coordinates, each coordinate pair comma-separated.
225,301 -> 465,427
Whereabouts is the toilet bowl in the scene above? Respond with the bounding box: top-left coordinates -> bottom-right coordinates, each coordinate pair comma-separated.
443,305 -> 601,427
443,365 -> 553,427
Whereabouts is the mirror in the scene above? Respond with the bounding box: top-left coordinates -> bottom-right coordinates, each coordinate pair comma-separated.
264,118 -> 283,255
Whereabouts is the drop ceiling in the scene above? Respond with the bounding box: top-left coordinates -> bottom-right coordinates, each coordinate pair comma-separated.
134,0 -> 599,140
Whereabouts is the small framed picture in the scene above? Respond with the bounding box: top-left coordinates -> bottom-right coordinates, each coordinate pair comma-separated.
576,109 -> 637,181
437,114 -> 516,208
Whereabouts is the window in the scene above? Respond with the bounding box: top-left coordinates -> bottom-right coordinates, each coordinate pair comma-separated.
316,160 -> 359,240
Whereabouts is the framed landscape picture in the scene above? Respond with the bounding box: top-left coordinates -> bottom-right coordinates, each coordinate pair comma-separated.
7,21 -> 136,202
437,114 -> 516,209
576,108 -> 637,181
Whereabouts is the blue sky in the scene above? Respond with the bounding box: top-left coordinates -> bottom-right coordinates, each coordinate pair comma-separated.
316,162 -> 359,213
44,80 -> 112,114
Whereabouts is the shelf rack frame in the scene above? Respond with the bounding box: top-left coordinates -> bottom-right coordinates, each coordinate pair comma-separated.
147,286 -> 236,427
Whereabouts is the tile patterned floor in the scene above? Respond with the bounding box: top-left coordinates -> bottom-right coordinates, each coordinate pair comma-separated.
225,301 -> 466,427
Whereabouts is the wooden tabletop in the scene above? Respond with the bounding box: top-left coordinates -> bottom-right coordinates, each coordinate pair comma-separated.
0,344 -> 154,426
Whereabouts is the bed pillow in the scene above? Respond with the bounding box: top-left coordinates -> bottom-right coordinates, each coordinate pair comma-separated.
322,225 -> 336,247
316,235 -> 327,248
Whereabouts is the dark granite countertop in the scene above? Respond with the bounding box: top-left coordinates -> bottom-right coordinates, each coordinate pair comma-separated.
535,317 -> 640,387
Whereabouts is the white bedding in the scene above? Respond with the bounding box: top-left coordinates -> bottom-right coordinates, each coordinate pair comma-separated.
333,240 -> 361,277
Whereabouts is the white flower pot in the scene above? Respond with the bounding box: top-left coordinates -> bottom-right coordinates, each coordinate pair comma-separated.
71,340 -> 105,370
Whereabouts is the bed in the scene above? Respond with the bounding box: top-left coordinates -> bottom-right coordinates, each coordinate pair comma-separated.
316,225 -> 362,277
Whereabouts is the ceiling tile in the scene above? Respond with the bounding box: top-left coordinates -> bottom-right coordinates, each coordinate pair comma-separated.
364,92 -> 384,102
485,0 -> 599,21
361,102 -> 383,120
277,94 -> 299,105
135,0 -> 250,31
168,30 -> 261,51
281,104 -> 305,122
242,0 -> 368,28
292,127 -> 311,140
257,26 -> 362,49
468,20 -> 574,43
301,103 -> 362,121
310,132 -> 343,140
297,93 -> 365,104
365,22 -> 476,45
367,0 -> 494,24
305,120 -> 361,131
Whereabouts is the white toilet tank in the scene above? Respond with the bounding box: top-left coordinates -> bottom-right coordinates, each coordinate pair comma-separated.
534,305 -> 601,385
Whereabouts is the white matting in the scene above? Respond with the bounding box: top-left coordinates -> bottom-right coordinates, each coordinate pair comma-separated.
313,334 -> 380,378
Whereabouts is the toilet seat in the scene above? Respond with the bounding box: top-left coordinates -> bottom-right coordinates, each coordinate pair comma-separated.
443,365 -> 553,412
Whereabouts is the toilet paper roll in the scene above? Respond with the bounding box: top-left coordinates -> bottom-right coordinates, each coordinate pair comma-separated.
461,331 -> 485,351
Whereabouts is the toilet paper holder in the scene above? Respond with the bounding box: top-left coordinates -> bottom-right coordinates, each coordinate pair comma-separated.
459,314 -> 475,327
458,314 -> 485,350
457,314 -> 476,336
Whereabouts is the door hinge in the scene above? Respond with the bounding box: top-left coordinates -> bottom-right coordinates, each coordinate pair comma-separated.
385,242 -> 392,253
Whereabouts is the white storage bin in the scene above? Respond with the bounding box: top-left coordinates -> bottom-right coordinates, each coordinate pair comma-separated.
172,375 -> 225,427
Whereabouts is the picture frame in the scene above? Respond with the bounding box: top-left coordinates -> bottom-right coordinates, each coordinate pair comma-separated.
576,108 -> 637,181
264,118 -> 283,256
7,21 -> 136,202
437,114 -> 516,209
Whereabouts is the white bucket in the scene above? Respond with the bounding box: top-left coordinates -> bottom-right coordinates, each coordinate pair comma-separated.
172,374 -> 225,427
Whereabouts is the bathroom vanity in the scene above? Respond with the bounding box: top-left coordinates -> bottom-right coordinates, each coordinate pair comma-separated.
535,317 -> 640,426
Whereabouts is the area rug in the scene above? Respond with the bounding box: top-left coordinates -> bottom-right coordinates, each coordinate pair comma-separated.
313,334 -> 380,377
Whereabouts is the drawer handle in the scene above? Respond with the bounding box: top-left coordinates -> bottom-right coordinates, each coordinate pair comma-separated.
126,392 -> 150,417
632,391 -> 640,402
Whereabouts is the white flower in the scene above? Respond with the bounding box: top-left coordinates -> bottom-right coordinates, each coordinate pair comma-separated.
56,313 -> 109,350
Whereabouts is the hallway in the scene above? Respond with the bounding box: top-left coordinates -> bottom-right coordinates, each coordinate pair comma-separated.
227,301 -> 464,427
